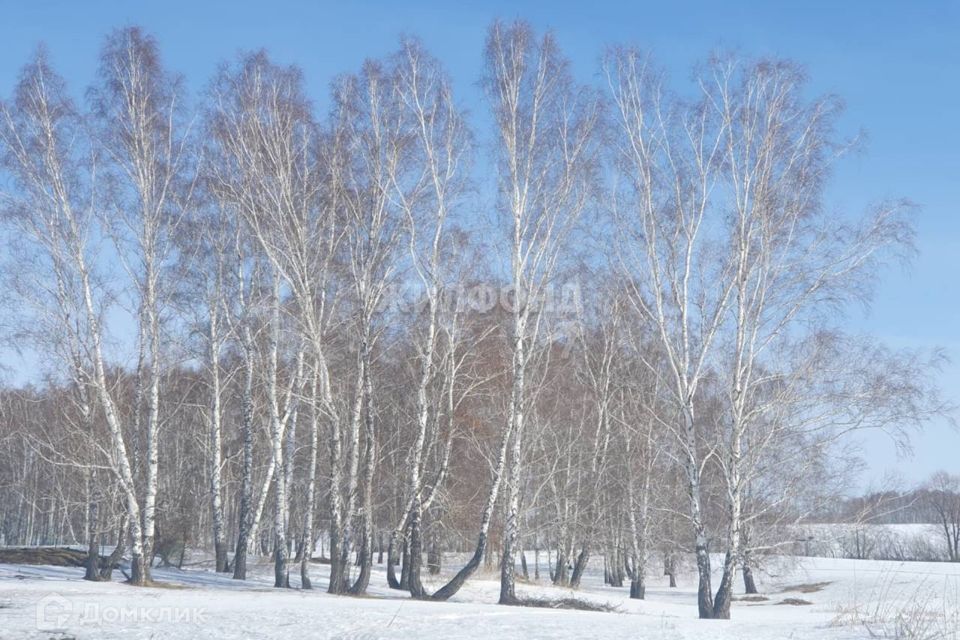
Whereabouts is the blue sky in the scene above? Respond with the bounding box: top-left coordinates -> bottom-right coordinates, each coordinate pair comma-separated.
1,0 -> 957,489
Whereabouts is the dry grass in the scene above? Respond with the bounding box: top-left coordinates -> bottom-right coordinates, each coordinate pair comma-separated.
779,581 -> 833,594
829,569 -> 960,640
510,596 -> 621,612
778,597 -> 814,606
734,594 -> 771,602
144,580 -> 190,590
0,547 -> 114,568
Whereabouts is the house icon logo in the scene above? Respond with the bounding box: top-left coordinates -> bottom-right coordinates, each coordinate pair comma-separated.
36,593 -> 72,631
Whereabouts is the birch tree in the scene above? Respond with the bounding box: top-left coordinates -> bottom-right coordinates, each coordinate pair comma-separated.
0,49 -> 157,584
330,55 -> 410,594
482,20 -> 600,604
205,51 -> 321,587
607,48 -> 939,619
89,27 -> 194,581
0,51 -> 105,580
607,47 -> 739,617
381,39 -> 470,598
702,56 -> 938,618
174,194 -> 239,573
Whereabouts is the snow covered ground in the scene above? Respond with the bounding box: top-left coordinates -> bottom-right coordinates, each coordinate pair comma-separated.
790,523 -> 950,561
1,551 -> 958,639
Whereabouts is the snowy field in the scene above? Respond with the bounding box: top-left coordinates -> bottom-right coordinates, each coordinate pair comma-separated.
790,523 -> 950,561
1,551 -> 959,639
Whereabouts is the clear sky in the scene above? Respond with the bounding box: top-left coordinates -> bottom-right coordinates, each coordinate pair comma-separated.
0,0 -> 957,490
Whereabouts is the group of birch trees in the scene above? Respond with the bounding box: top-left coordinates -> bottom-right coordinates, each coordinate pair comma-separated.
0,20 -> 944,618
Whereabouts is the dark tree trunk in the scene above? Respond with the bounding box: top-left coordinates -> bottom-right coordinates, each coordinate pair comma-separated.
214,539 -> 228,573
664,554 -> 677,588
350,533 -> 371,594
386,530 -> 402,589
232,524 -> 249,580
427,529 -> 441,575
569,548 -> 589,589
552,549 -> 568,586
274,546 -> 290,588
427,422 -> 508,604
630,577 -> 645,599
129,552 -> 147,585
399,538 -> 411,590
533,542 -> 539,580
695,542 -> 714,618
293,539 -> 304,564
145,519 -> 157,582
327,525 -> 347,594
743,561 -> 758,594
301,556 -> 312,590
84,501 -> 99,581
606,549 -> 624,587
408,503 -> 425,598
100,516 -> 126,581
608,552 -> 623,587
177,528 -> 187,570
348,343 -> 376,596
429,532 -> 486,601
712,551 -> 736,619
232,355 -> 254,581
498,541 -> 517,604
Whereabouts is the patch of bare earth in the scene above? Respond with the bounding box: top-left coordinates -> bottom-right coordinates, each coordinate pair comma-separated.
779,581 -> 832,594
734,595 -> 770,602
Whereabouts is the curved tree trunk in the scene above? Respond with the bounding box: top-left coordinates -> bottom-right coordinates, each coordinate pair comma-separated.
386,529 -> 402,589
99,514 -> 127,581
712,551 -> 737,619
569,548 -> 589,589
428,413 -> 512,602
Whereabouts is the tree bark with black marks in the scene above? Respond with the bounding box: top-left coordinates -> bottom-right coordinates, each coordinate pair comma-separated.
482,19 -> 599,606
